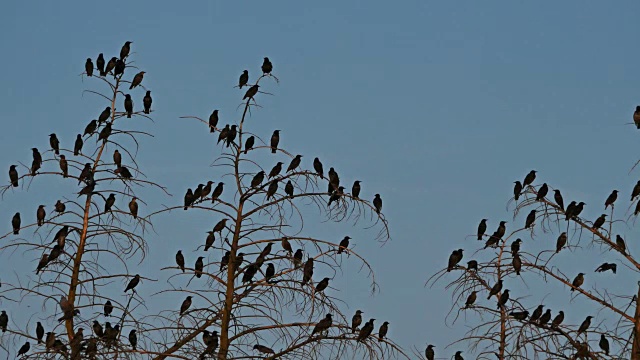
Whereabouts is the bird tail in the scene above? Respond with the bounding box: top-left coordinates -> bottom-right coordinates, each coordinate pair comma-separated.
129,84 -> 134,90
272,148 -> 276,154
100,71 -> 106,76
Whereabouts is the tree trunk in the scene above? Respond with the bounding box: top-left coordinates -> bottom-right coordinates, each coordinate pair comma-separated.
632,284 -> 640,360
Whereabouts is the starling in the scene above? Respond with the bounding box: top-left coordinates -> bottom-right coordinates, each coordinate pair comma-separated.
599,334 -> 610,355
120,41 -> 132,60
262,57 -> 273,74
104,193 -> 116,212
454,351 -> 464,360
465,291 -> 477,308
530,305 -> 543,323
48,245 -> 62,263
193,183 -> 204,200
270,130 -> 280,153
497,289 -> 510,308
524,209 -> 536,229
45,332 -> 56,350
571,272 -> 584,291
78,163 -> 92,185
635,106 -> 640,129
357,319 -> 375,342
73,134 -> 83,156
92,320 -> 103,337
195,256 -> 205,278
49,133 -> 60,155
37,205 -> 46,226
632,181 -> 640,201
553,189 -> 564,210
293,249 -> 303,267
124,274 -> 140,292
265,263 -> 275,282
130,71 -> 145,89
251,171 -> 265,188
9,165 -> 18,187
11,212 -> 21,234
378,321 -> 389,342
269,162 -> 283,179
0,311 -> 6,332
244,135 -> 255,154
328,186 -> 345,206
313,157 -> 324,178
204,231 -> 214,251
97,105 -> 112,122
243,84 -> 259,100
551,311 -> 564,329
98,122 -> 112,141
220,251 -> 230,272
287,155 -> 302,172
447,249 -> 463,272
513,181 -> 523,201
337,236 -> 351,254
616,235 -> 627,255
115,166 -> 133,179
573,201 -> 586,218
512,255 -> 521,275
225,125 -> 237,147
484,234 -> 499,249
281,237 -> 293,254
595,262 -> 617,273
129,329 -> 137,350
54,225 -> 69,248
592,214 -> 606,230
85,58 -> 94,76
124,94 -> 133,118
487,279 -> 503,299
258,242 -> 273,260
104,300 -> 113,316
477,219 -> 487,240
36,322 -> 44,343
217,124 -> 229,144
114,59 -> 125,78
176,250 -> 185,272
105,57 -> 117,75
328,167 -> 340,192
509,310 -> 529,320
536,183 -> 548,201
539,309 -> 552,325
129,197 -> 138,218
564,201 -> 577,220
302,257 -> 314,284
635,200 -> 640,216
17,342 -> 30,357
54,200 -> 66,213
180,296 -> 192,315
211,182 -> 224,202
213,218 -> 228,234
467,260 -> 478,271
510,239 -> 522,255
373,194 -> 383,214
208,110 -> 219,132
351,310 -> 363,333
315,277 -> 330,293
285,180 -> 294,197
425,345 -> 435,360
253,344 -> 275,354
84,119 -> 98,136
242,263 -> 259,283
556,232 -> 567,253
577,316 -> 592,335
201,181 -> 213,199
352,180 -> 361,199
523,170 -> 537,187
143,91 -> 152,114
97,53 -> 106,76
239,70 -> 249,89
31,148 -> 42,174
184,188 -> 194,210
605,190 -> 618,209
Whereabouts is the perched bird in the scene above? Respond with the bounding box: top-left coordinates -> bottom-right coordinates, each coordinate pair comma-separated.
125,274 -> 141,292
328,167 -> 340,192
31,148 -> 42,174
270,130 -> 280,153
573,201 -> 586,218
487,280 -> 503,299
115,166 -> 133,179
632,181 -> 640,201
184,188 -> 194,210
37,205 -> 46,226
524,209 -> 536,229
193,184 -> 204,200
497,289 -> 510,309
129,329 -> 137,350
293,249 -> 303,267
262,57 -> 273,74
104,194 -> 116,212
120,41 -> 132,60
17,342 -> 30,357
251,171 -> 265,188
93,320 -> 104,337
477,219 -> 488,240
604,190 -> 618,209
352,180 -> 361,199
73,134 -> 83,156
285,180 -> 294,197
378,321 -> 389,342
564,201 -> 577,220
49,133 -> 60,155
48,244 -> 63,263
9,165 -> 18,187
219,251 -> 230,271
357,319 -> 375,342
143,91 -> 152,114
105,57 -> 117,75
616,235 -> 627,255
447,249 -> 463,272
213,218 -> 228,234
12,212 -> 21,234
510,239 -> 522,255
54,225 -> 69,248
124,94 -> 133,118
577,316 -> 592,335
176,250 -> 185,272
233,252 -> 245,271
539,309 -> 552,325
556,232 -> 567,253
512,254 -> 522,275
54,200 -> 66,213
530,305 -> 544,323
313,158 -> 324,178
205,231 -> 214,251
269,162 -> 283,179
98,122 -> 112,141
551,311 -> 564,329
239,70 -> 249,89
599,334 -> 610,355
98,106 -> 111,123
595,262 -> 617,273
536,183 -> 548,201
258,242 -> 273,260
253,344 -> 275,355
97,53 -> 106,76
634,106 -> 640,129
208,110 -> 219,132
211,182 -> 224,202
36,322 -> 44,343
523,170 -> 537,187
553,189 -> 564,210
0,311 -> 6,332
635,201 -> 640,216
281,237 -> 293,253
287,155 -> 302,172
217,124 -> 229,144
509,310 -> 529,320
265,263 -> 275,282
373,194 -> 383,214
337,236 -> 351,254
129,197 -> 138,218
454,351 -> 464,360
244,135 -> 255,154
425,345 -> 435,360
242,263 -> 259,283
85,58 -> 94,76
84,120 -> 98,136
351,310 -> 363,333
78,163 -> 92,185
195,256 -> 205,278
36,254 -> 48,274
180,296 -> 192,315
130,71 -> 145,89
513,181 -> 523,201
225,125 -> 237,147
571,273 -> 585,291
327,186 -> 345,206
315,277 -> 330,293
114,59 -> 125,78
466,260 -> 478,271
465,291 -> 477,308
592,214 -> 606,230
104,300 -> 114,316
302,257 -> 314,284
311,314 -> 332,336
243,84 -> 259,100
201,181 -> 214,199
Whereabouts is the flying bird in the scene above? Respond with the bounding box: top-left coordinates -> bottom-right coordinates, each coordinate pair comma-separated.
595,262 -> 617,273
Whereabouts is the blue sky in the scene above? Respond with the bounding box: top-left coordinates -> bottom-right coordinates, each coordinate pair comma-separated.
2,1 -> 640,358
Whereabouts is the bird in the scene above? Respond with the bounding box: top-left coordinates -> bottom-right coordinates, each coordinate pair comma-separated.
616,235 -> 627,255
180,296 -> 192,315
373,194 -> 383,214
327,186 -> 345,206
293,249 -> 303,267
104,300 -> 114,316
497,289 -> 510,309
78,163 -> 92,185
564,201 -> 577,220
176,250 -> 185,272
36,322 -> 44,343
48,245 -> 62,263
193,183 -> 204,201
269,162 -> 283,179
281,237 -> 293,254
219,251 -> 230,271
12,212 -> 21,234
447,249 -> 463,271
9,165 -> 18,187
425,345 -> 435,360
0,311 -> 6,332
129,197 -> 138,218
206,110 -> 219,133
573,201 -> 586,218
352,181 -> 361,199
184,188 -> 194,210
577,316 -> 592,335
315,277 -> 330,293
213,219 -> 228,235
285,180 -> 294,197
211,182 -> 224,202
524,209 -> 536,228
253,344 -> 275,354
31,148 -> 42,174
96,53 -> 106,75
454,351 -> 464,360
477,219 -> 487,240
571,273 -> 584,291
257,242 -> 273,264
592,214 -> 606,230
120,41 -> 132,60
85,58 -> 94,76
115,166 -> 133,179
599,334 -> 610,355
538,309 -> 552,325
523,170 -> 537,187
311,314 -> 332,336
556,232 -> 567,253
513,181 -> 523,201
595,262 -> 617,273
487,280 -> 503,299
509,310 -> 529,320
124,94 -> 133,118
328,167 -> 340,192
244,135 -> 255,154
217,124 -> 229,144
302,258 -> 314,284
634,106 -> 640,129
604,190 -> 618,209
357,319 -> 375,342
251,171 -> 265,188
54,225 -> 69,248
466,260 -> 478,271
536,183 -> 548,201
242,263 -> 259,284
351,310 -> 363,333
114,59 -> 125,78
337,236 -> 351,254
262,57 -> 273,74
17,342 -> 30,357
553,189 -> 564,210
243,84 -> 259,100
84,120 -> 98,136
551,311 -> 564,329
270,130 -> 280,153
530,305 -> 543,323
143,91 -> 152,114
465,291 -> 477,308
105,57 -> 117,75
195,256 -> 205,278
92,320 -> 104,337
378,321 -> 389,341
512,255 -> 521,275
201,181 -> 214,200
632,181 -> 640,201
239,70 -> 249,89
54,200 -> 66,213
204,232 -> 215,252
125,274 -> 140,292
265,263 -> 275,282
35,254 -> 48,274
635,201 -> 640,216
37,205 -> 46,226
72,134 -> 83,156
232,252 -> 245,271
313,158 -> 324,178
98,122 -> 112,141
104,194 -> 116,212
49,133 -> 60,155
225,125 -> 237,147
510,239 -> 522,255
287,155 -> 302,172
130,71 -> 145,89
485,234 -> 498,248
129,329 -> 137,350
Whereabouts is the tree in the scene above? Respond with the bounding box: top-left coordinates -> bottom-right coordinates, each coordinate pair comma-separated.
429,159 -> 640,359
0,42 -> 407,359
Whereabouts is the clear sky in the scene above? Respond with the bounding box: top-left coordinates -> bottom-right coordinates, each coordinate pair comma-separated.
2,1 -> 640,358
